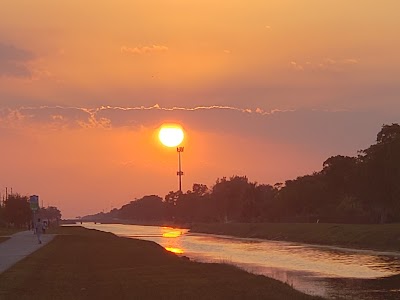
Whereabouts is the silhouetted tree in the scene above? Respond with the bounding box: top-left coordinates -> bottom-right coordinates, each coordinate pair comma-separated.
0,205 -> 5,226
82,123 -> 400,225
4,194 -> 31,228
119,195 -> 165,221
277,173 -> 327,222
358,123 -> 400,223
253,184 -> 279,222
40,206 -> 62,223
321,155 -> 363,220
191,183 -> 209,196
212,176 -> 252,222
164,191 -> 182,221
322,155 -> 358,195
174,184 -> 215,223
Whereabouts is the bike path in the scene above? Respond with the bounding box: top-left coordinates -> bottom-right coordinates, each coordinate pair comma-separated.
0,230 -> 55,274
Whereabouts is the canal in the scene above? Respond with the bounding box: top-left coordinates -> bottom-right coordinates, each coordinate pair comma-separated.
79,223 -> 400,299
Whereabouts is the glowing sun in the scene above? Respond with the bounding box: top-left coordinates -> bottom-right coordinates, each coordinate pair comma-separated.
158,124 -> 184,147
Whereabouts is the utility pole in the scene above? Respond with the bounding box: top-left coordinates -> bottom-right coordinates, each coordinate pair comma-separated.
177,146 -> 184,192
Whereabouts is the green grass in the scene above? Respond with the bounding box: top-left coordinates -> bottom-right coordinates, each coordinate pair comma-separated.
190,223 -> 400,252
0,226 -> 323,300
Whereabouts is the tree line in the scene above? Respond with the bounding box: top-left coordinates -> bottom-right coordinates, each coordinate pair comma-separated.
0,194 -> 62,228
86,123 -> 400,224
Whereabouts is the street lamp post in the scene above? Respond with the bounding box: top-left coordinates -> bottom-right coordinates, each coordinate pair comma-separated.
176,146 -> 184,192
158,124 -> 185,192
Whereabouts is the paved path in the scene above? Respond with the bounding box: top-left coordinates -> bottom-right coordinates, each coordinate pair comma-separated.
0,230 -> 55,274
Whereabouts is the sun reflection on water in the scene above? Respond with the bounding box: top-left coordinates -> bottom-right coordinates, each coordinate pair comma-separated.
165,247 -> 184,254
162,230 -> 182,238
161,227 -> 185,254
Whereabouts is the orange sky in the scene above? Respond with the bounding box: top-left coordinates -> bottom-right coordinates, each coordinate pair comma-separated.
1,1 -> 399,217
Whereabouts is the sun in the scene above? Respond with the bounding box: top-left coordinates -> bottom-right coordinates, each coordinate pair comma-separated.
158,124 -> 184,147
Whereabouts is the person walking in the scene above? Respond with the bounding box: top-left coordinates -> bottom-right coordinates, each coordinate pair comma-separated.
35,218 -> 43,244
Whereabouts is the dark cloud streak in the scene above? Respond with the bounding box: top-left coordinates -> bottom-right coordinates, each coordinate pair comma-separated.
0,43 -> 35,78
0,105 -> 396,158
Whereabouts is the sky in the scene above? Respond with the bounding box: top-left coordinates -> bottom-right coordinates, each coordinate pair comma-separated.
1,1 -> 399,218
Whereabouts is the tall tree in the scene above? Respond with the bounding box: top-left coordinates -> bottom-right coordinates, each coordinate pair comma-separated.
253,184 -> 279,222
212,176 -> 252,222
359,123 -> 400,223
4,194 -> 31,227
322,155 -> 359,205
191,183 -> 209,196
277,174 -> 327,222
164,191 -> 182,221
40,206 -> 62,223
119,195 -> 165,221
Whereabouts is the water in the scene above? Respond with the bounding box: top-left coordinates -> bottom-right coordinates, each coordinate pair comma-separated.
78,223 -> 400,299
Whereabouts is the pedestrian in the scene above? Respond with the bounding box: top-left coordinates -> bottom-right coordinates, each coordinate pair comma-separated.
43,220 -> 47,233
35,218 -> 43,244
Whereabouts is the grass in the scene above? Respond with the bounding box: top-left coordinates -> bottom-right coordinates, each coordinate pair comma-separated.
0,228 -> 22,236
0,226 -> 323,300
0,228 -> 23,244
0,237 -> 9,244
190,223 -> 400,252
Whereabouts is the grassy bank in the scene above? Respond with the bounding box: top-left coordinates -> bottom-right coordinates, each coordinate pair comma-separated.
0,228 -> 22,244
0,226 -> 322,300
0,228 -> 22,236
0,237 -> 8,244
190,223 -> 400,252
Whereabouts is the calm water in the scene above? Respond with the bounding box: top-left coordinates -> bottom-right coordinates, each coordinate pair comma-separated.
79,223 -> 400,300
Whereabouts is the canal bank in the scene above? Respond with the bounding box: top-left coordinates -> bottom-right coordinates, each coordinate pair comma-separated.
79,222 -> 400,300
0,226 -> 321,300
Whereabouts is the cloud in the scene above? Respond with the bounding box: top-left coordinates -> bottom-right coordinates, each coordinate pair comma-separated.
317,58 -> 360,72
0,104 -> 390,153
1,104 -> 396,187
0,104 -> 295,133
121,45 -> 169,55
289,58 -> 359,72
0,43 -> 35,78
342,58 -> 359,65
290,61 -> 304,71
0,106 -> 95,130
31,68 -> 52,80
